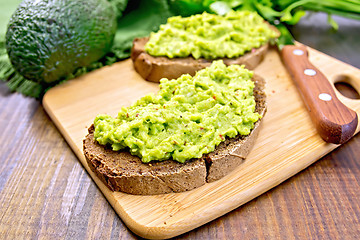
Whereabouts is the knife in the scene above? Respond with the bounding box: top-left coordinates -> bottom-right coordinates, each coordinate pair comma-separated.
275,23 -> 358,144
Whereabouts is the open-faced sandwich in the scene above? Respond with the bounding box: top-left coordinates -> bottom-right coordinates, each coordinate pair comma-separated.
131,10 -> 279,82
83,60 -> 267,195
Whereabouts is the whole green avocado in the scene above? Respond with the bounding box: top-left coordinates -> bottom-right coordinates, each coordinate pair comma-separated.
5,0 -> 117,84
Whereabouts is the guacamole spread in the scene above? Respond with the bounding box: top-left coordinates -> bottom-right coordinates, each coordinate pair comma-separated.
145,10 -> 278,59
94,61 -> 261,163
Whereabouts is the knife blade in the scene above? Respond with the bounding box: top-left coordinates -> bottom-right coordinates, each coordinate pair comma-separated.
275,23 -> 358,144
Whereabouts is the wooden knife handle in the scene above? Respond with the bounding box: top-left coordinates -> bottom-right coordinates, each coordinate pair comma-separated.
281,44 -> 358,144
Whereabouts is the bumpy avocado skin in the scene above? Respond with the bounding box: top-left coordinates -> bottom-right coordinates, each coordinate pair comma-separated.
5,0 -> 117,84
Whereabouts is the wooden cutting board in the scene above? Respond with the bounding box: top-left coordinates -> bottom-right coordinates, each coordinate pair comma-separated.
43,45 -> 360,239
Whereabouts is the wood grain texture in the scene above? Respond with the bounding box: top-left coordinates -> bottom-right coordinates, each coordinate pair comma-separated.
42,20 -> 360,239
0,12 -> 360,240
281,44 -> 358,144
41,44 -> 360,239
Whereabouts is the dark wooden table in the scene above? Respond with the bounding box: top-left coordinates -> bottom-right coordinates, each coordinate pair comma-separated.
1,13 -> 359,239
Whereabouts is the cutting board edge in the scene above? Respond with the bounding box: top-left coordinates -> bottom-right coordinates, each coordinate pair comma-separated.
41,44 -> 360,239
43,98 -> 345,239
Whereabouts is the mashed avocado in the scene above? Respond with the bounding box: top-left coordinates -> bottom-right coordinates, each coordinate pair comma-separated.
94,60 -> 261,163
145,10 -> 278,59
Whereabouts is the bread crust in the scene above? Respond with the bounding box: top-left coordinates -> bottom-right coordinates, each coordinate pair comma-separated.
83,74 -> 266,195
131,37 -> 269,82
205,74 -> 266,182
83,124 -> 207,195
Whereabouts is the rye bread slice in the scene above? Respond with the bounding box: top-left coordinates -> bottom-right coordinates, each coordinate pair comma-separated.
205,74 -> 266,182
83,126 -> 207,195
83,74 -> 266,195
131,37 -> 269,82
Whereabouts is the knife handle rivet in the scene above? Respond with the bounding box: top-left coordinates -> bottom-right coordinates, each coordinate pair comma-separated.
304,69 -> 317,76
318,93 -> 332,101
293,49 -> 304,56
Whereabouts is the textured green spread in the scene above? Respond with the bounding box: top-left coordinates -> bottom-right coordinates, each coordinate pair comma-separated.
94,60 -> 260,163
144,10 -> 278,59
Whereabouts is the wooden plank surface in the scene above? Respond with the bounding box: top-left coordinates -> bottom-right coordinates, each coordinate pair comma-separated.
41,40 -> 360,238
1,13 -> 360,240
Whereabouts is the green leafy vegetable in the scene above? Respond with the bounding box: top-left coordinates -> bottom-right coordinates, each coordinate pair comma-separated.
111,0 -> 173,59
108,0 -> 129,17
175,0 -> 360,54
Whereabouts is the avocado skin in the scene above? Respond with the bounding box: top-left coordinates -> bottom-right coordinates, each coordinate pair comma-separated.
5,0 -> 117,84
